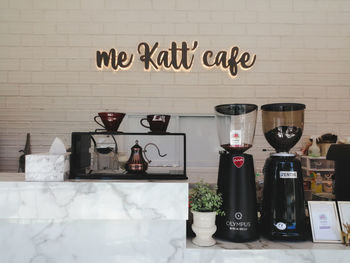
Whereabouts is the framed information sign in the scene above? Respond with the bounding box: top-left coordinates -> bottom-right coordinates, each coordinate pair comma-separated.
338,201 -> 350,231
308,201 -> 342,243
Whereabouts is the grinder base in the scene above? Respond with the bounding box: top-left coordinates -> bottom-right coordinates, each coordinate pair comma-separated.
261,155 -> 306,241
215,152 -> 259,242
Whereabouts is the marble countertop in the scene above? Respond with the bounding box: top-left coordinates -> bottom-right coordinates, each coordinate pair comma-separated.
1,173 -> 349,251
185,237 -> 350,263
187,237 -> 349,250
1,173 -> 350,263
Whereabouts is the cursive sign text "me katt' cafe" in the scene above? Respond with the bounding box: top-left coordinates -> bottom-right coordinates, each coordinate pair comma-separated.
96,41 -> 256,78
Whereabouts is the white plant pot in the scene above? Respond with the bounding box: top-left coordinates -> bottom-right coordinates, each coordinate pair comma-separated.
191,210 -> 217,247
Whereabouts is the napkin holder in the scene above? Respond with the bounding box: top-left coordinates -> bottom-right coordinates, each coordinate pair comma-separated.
25,152 -> 70,182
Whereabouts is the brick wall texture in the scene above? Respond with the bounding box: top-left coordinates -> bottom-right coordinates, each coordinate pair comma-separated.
0,0 -> 350,172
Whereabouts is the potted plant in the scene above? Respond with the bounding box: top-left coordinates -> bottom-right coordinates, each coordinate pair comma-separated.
189,181 -> 224,246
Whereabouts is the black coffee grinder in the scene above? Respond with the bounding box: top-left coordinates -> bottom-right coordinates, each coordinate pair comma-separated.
260,103 -> 306,240
215,104 -> 259,242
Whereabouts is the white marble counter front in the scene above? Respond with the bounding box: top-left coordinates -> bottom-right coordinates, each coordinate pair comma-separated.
0,173 -> 187,263
0,174 -> 187,220
0,173 -> 350,263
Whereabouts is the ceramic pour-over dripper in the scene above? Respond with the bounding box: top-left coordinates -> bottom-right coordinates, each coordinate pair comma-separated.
94,112 -> 126,132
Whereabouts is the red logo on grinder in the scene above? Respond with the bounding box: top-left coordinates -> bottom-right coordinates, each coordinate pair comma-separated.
232,156 -> 245,168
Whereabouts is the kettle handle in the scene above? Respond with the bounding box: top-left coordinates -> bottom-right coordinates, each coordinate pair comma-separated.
143,143 -> 167,163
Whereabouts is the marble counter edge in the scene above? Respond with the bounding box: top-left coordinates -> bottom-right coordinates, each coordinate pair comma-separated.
185,238 -> 350,251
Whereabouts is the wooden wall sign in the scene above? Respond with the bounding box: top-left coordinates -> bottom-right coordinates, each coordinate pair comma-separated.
96,41 -> 256,78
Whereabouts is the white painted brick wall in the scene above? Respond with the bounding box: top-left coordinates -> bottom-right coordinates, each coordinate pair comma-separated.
0,0 -> 349,176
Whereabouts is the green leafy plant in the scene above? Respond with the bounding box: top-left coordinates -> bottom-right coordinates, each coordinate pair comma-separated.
189,181 -> 225,216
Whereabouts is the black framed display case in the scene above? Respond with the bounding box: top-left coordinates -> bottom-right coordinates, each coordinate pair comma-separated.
70,131 -> 187,180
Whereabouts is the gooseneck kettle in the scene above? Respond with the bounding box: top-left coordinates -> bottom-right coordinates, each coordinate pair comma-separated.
125,140 -> 167,173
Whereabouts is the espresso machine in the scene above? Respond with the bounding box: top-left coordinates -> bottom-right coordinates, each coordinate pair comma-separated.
215,104 -> 259,242
260,103 -> 306,240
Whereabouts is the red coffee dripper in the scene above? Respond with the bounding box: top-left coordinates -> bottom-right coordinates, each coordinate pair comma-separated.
94,112 -> 126,132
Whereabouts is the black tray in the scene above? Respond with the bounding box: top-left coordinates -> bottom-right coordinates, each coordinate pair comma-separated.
71,171 -> 187,180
